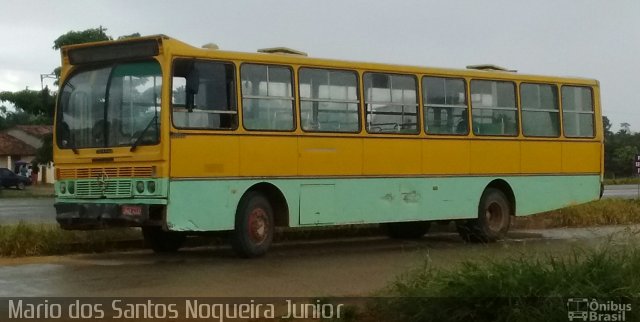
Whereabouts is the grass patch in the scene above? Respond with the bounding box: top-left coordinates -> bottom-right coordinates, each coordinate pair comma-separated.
0,184 -> 54,198
369,241 -> 640,322
0,223 -> 383,258
514,198 -> 640,229
0,199 -> 639,258
0,222 -> 141,257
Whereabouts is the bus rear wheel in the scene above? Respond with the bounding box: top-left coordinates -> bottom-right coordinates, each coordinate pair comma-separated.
457,188 -> 511,243
231,191 -> 274,258
142,226 -> 186,253
384,221 -> 431,239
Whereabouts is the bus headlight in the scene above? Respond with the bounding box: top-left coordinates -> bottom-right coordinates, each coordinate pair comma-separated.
68,181 -> 75,194
136,181 -> 145,194
59,182 -> 67,194
147,181 -> 156,193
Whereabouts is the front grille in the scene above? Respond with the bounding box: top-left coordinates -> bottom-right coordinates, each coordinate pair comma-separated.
75,179 -> 133,198
58,166 -> 154,179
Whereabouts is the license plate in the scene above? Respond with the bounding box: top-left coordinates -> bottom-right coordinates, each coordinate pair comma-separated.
121,205 -> 143,216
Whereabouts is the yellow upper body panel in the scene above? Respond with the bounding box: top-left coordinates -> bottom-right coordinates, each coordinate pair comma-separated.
54,35 -> 603,179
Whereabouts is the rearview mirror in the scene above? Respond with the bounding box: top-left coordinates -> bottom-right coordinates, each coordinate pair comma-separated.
185,63 -> 200,112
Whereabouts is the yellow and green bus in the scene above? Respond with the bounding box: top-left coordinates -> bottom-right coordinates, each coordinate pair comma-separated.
54,35 -> 603,257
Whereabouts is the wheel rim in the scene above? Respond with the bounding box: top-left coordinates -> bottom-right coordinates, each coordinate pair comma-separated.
486,202 -> 504,231
248,207 -> 269,245
18,183 -> 24,189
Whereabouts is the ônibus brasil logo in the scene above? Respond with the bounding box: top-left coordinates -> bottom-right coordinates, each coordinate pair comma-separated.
567,298 -> 631,321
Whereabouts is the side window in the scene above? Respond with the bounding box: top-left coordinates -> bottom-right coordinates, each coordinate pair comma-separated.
241,64 -> 294,131
423,76 -> 468,135
521,83 -> 559,137
364,73 -> 418,134
470,80 -> 518,136
299,68 -> 359,132
562,86 -> 594,138
172,59 -> 237,130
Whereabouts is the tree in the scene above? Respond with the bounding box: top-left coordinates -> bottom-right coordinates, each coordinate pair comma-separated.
0,110 -> 49,131
601,116 -> 640,178
0,88 -> 54,133
50,27 -> 112,84
612,145 -> 637,177
50,27 -> 140,80
619,122 -> 631,135
0,27 -> 141,173
25,27 -> 112,164
0,87 -> 55,119
603,116 -> 612,137
117,32 -> 141,40
52,26 -> 111,50
34,133 -> 53,165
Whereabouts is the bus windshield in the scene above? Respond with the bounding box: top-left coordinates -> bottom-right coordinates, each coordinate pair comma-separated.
56,60 -> 162,149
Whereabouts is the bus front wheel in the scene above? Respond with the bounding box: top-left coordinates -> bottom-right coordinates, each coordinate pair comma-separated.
142,226 -> 186,253
383,221 -> 431,239
231,191 -> 274,258
457,188 -> 511,243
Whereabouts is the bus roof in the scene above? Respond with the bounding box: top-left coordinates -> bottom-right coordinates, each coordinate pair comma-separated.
62,35 -> 599,86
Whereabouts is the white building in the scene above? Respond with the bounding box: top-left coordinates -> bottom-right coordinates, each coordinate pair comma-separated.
0,125 -> 55,183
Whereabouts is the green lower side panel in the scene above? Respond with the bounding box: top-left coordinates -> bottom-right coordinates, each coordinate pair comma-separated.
166,175 -> 601,232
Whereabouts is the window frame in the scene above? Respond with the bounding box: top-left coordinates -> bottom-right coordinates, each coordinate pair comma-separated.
519,82 -> 561,138
422,75 -> 470,136
297,67 -> 361,134
363,72 -> 420,135
170,58 -> 239,131
57,59 -> 165,149
561,85 -> 596,139
239,62 -> 297,132
56,63 -> 112,149
469,79 -> 519,137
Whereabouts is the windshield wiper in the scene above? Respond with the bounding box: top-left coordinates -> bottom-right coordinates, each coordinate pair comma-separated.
59,121 -> 79,154
130,115 -> 158,152
70,143 -> 79,155
64,135 -> 79,154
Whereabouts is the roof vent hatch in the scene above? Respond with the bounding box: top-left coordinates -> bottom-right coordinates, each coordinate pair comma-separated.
466,64 -> 517,73
257,47 -> 308,56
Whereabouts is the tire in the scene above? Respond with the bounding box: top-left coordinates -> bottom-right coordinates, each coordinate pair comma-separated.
457,188 -> 511,243
142,226 -> 186,253
384,221 -> 431,239
16,182 -> 25,190
231,191 -> 274,258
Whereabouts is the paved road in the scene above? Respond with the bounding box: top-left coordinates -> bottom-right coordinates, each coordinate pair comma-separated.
0,185 -> 637,225
602,184 -> 640,199
0,225 -> 635,297
0,188 -> 637,298
0,198 -> 55,224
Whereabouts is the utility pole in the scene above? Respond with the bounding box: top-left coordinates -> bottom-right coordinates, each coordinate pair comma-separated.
40,73 -> 57,90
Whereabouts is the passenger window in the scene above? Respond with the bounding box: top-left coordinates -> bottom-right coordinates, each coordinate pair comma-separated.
299,68 -> 359,132
562,86 -> 594,138
470,80 -> 518,136
423,77 -> 468,135
241,64 -> 294,131
364,73 -> 418,134
521,83 -> 559,137
172,59 -> 237,130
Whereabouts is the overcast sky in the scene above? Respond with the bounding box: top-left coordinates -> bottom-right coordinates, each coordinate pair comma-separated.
1,0 -> 638,130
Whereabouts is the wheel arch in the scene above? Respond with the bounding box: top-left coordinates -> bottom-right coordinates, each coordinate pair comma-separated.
484,179 -> 516,216
243,182 -> 290,227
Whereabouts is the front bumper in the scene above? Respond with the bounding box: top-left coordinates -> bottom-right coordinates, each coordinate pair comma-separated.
55,202 -> 163,230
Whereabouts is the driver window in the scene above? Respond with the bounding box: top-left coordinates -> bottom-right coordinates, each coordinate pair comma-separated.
172,59 -> 237,130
